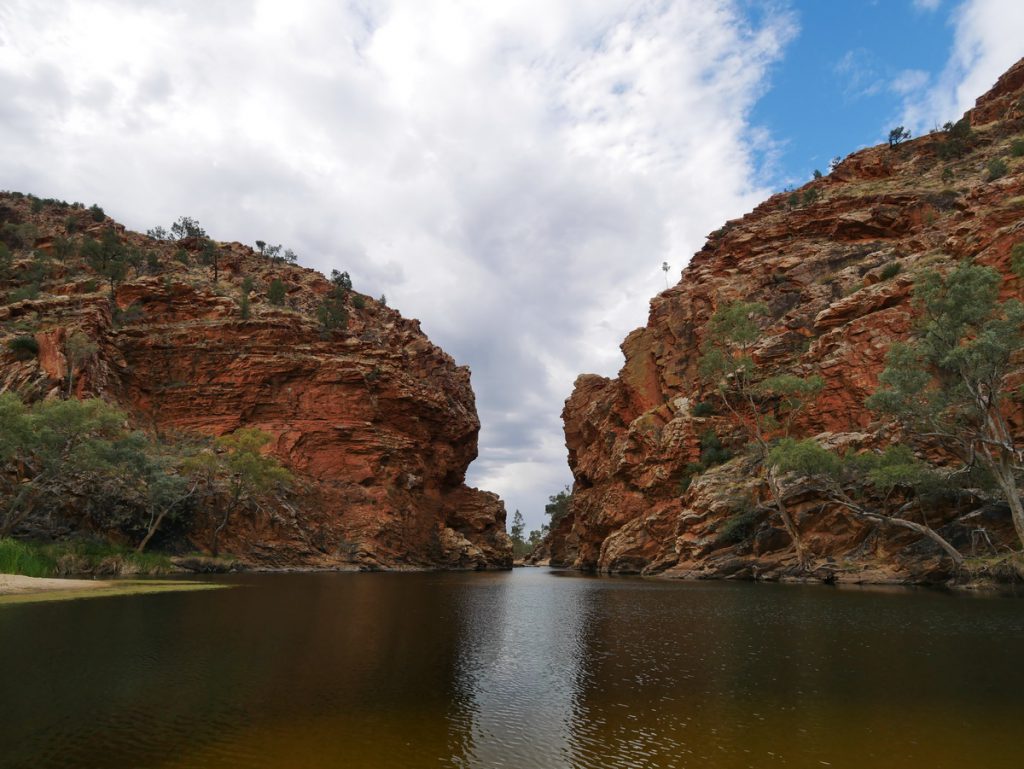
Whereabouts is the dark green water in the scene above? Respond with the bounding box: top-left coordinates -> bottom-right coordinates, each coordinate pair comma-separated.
1,569 -> 1022,769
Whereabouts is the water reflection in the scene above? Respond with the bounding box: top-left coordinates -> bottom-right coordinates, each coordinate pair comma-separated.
0,570 -> 1022,769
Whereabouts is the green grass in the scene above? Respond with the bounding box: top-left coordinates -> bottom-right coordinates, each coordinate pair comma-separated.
0,539 -> 56,577
0,538 -> 174,577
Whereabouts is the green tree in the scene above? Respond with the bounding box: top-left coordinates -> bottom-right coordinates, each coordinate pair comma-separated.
317,270 -> 352,334
527,528 -> 544,550
0,242 -> 10,282
52,235 -> 75,262
698,301 -> 824,569
169,216 -> 206,242
134,447 -> 198,554
268,278 -> 286,306
0,397 -> 126,536
769,439 -> 964,567
200,238 -> 222,283
866,262 -> 1024,550
239,276 -> 253,319
888,126 -> 911,147
65,331 -> 98,397
545,486 -> 572,529
187,428 -> 292,556
509,509 -> 531,558
83,228 -> 128,296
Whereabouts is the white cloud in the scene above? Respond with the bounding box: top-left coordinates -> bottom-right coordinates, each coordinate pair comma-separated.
913,0 -> 942,11
890,69 -> 930,96
899,0 -> 1024,131
0,0 -> 796,532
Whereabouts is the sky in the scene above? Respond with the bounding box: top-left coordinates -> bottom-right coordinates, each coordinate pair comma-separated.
1,0 -> 1022,534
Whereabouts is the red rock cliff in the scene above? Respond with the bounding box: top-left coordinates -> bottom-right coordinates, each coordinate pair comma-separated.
555,58 -> 1024,583
0,202 -> 511,570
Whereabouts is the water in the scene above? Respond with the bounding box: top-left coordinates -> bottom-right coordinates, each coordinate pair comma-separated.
1,569 -> 1022,769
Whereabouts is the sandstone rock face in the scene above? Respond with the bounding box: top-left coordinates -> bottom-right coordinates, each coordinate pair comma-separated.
0,205 -> 510,570
555,58 -> 1024,584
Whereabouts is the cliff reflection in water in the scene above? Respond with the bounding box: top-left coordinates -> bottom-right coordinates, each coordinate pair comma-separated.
1,570 -> 1023,769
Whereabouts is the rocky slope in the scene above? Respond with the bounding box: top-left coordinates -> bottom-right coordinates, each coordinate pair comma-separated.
0,200 -> 511,569
551,58 -> 1024,584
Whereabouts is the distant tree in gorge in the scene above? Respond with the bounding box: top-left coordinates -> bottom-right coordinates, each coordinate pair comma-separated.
255,240 -> 266,256
511,509 -> 525,541
527,528 -> 544,550
662,261 -> 670,288
545,486 -> 572,528
510,509 -> 532,558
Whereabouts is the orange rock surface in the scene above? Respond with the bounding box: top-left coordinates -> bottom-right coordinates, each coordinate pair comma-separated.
553,58 -> 1024,584
0,203 -> 511,570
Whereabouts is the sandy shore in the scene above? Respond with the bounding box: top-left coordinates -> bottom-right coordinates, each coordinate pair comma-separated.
0,573 -> 228,605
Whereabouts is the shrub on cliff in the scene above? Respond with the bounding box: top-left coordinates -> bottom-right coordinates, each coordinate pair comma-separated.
268,278 -> 286,306
936,118 -> 973,160
317,270 -> 353,334
0,242 -> 10,280
82,228 -> 128,296
879,262 -> 901,280
987,158 -> 1008,182
7,335 -> 39,360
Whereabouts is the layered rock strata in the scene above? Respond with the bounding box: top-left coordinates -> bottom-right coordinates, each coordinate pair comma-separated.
553,58 -> 1024,583
0,201 -> 511,569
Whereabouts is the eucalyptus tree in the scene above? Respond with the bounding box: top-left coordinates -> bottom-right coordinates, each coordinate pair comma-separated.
866,262 -> 1024,549
698,301 -> 823,569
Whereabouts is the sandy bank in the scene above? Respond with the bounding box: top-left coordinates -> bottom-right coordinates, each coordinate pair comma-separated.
0,573 -> 227,605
